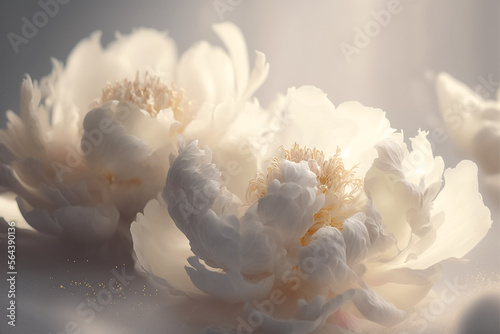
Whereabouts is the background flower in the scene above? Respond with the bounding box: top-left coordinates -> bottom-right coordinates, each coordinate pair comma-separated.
0,22 -> 270,243
435,72 -> 500,204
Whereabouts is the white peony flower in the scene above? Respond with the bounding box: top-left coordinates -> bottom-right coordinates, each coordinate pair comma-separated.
131,86 -> 491,333
0,22 -> 270,243
435,72 -> 500,204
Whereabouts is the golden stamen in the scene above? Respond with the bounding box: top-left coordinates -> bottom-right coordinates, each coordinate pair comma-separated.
92,72 -> 196,132
246,143 -> 364,245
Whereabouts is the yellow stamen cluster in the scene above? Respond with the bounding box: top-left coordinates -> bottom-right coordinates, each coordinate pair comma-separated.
246,143 -> 364,245
92,72 -> 196,131
246,158 -> 281,203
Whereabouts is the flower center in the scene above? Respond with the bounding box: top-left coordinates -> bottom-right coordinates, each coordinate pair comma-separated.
92,72 -> 196,131
247,143 -> 363,245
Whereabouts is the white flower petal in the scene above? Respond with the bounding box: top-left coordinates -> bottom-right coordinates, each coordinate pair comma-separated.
176,42 -> 234,105
241,51 -> 270,102
82,104 -> 153,178
61,29 -> 177,116
352,284 -> 406,327
107,28 -> 177,79
272,86 -> 394,175
196,100 -> 279,199
212,22 -> 249,99
363,199 -> 395,256
436,73 -> 500,173
342,213 -> 371,267
298,226 -> 356,295
239,207 -> 282,275
130,197 -> 203,296
366,262 -> 444,311
0,193 -> 29,228
164,141 -> 242,271
365,138 -> 418,249
257,161 -> 323,246
18,77 -> 45,155
407,130 -> 444,186
403,160 -> 491,270
81,102 -> 176,218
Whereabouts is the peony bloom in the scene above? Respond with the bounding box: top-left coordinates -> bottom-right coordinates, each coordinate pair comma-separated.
0,22 -> 270,243
131,86 -> 491,333
435,73 -> 499,174
435,72 -> 500,203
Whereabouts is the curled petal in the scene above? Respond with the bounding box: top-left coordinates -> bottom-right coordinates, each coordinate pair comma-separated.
164,141 -> 241,271
403,160 -> 491,270
298,226 -> 356,295
365,138 -> 416,248
131,197 -> 203,296
342,213 -> 371,267
257,160 -> 323,246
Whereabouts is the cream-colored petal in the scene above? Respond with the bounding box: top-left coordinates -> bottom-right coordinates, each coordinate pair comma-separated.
60,29 -> 177,116
271,86 -> 394,176
241,51 -> 270,102
298,226 -> 357,295
82,104 -> 152,178
212,22 -> 249,99
107,28 -> 177,80
176,42 -> 234,105
18,77 -> 45,157
0,193 -> 30,229
164,142 -> 243,271
363,199 -> 395,256
364,138 -> 419,249
407,130 -> 444,187
365,262 -> 444,310
257,161 -> 323,246
239,207 -> 282,275
342,213 -> 371,267
400,161 -> 491,270
130,197 -> 203,296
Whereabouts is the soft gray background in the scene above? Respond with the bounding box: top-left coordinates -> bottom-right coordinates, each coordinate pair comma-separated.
0,1 -> 499,333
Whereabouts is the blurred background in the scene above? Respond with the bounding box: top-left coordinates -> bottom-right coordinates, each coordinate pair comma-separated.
1,1 -> 499,333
